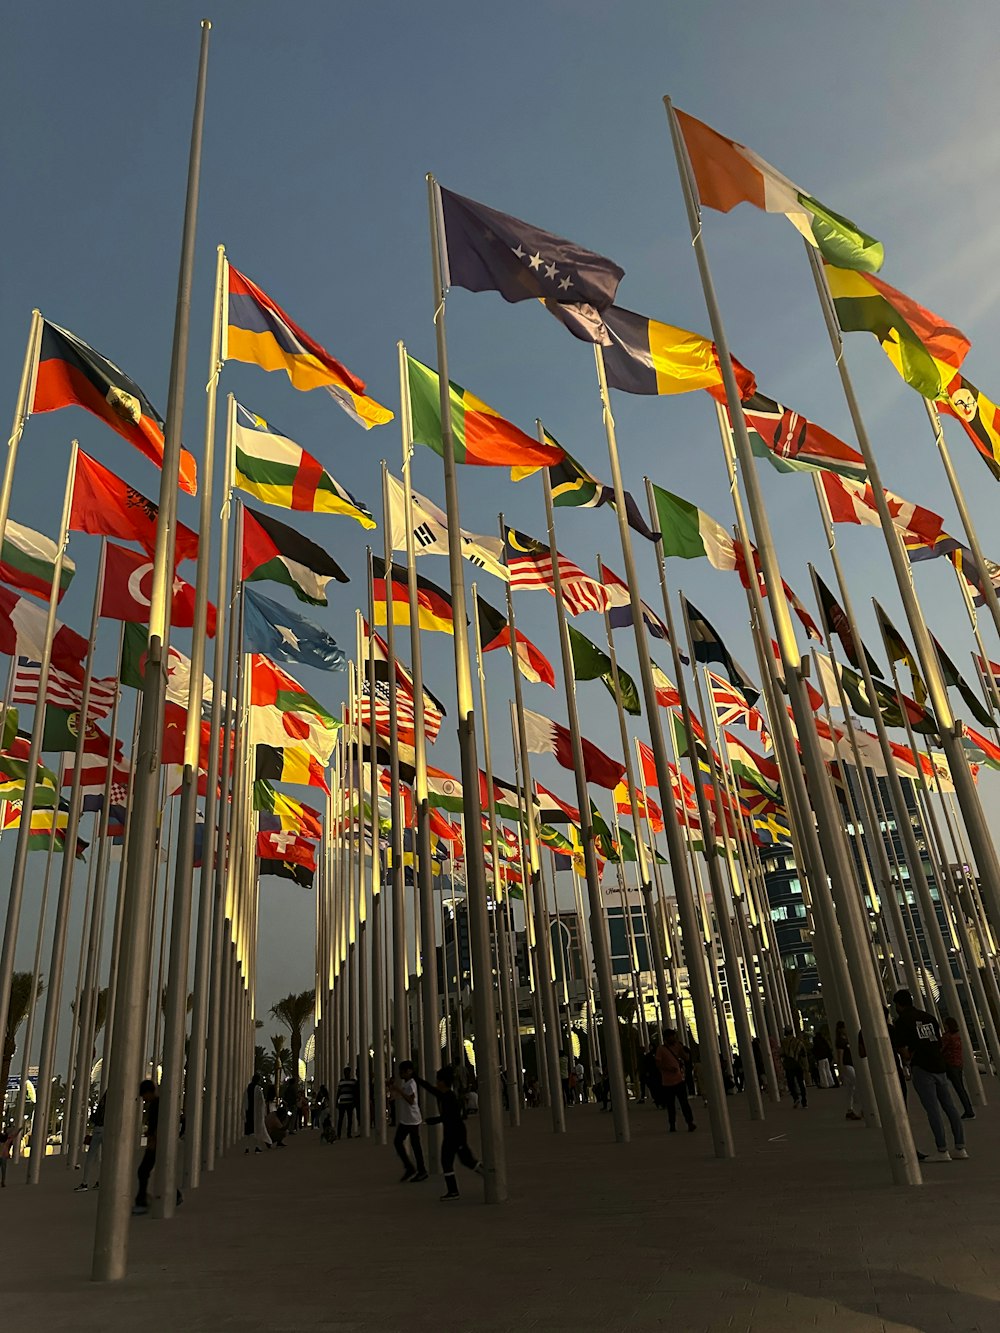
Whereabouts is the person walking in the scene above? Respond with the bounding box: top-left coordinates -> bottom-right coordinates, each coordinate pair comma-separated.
891,989 -> 967,1162
835,1022 -> 862,1121
812,1028 -> 837,1088
940,1015 -> 975,1121
389,1061 -> 427,1182
74,1091 -> 107,1190
416,1065 -> 484,1200
655,1031 -> 696,1133
335,1066 -> 360,1139
780,1027 -> 808,1108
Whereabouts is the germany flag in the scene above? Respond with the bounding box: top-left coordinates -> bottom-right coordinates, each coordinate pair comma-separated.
32,320 -> 197,494
371,555 -> 458,635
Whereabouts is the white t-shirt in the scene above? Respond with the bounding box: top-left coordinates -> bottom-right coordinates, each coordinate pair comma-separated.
397,1077 -> 422,1126
574,1062 -> 584,1082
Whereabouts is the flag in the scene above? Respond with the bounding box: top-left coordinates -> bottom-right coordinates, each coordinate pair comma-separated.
0,742 -> 57,804
256,828 -> 317,871
255,743 -> 330,794
258,857 -> 315,889
535,782 -> 580,825
71,450 -> 199,562
568,625 -> 640,715
32,319 -> 197,493
233,402 -> 374,526
600,304 -> 755,398
385,472 -> 507,580
731,542 -> 823,643
932,636 -> 994,729
249,656 -> 339,763
407,354 -> 564,471
599,563 -> 677,648
243,586 -> 345,671
427,766 -> 465,813
521,707 -> 626,789
120,622 -> 216,709
546,445 -> 657,541
100,541 -> 216,635
683,599 -> 759,706
650,483 -> 736,570
358,622 -> 445,746
62,756 -> 131,809
614,779 -> 664,833
874,603 -> 928,707
371,556 -> 457,634
241,504 -> 348,607
13,657 -> 117,720
825,265 -> 970,399
674,106 -> 884,272
503,529 -> 608,615
0,520 -> 75,603
939,375 -> 1000,482
814,573 -> 882,678
253,780 -> 322,838
736,390 -> 867,480
819,472 -> 945,551
589,802 -> 620,863
2,802 -> 87,857
838,661 -> 937,735
475,595 -> 554,687
42,706 -> 119,759
438,185 -> 624,340
225,264 -> 391,428
0,585 -> 89,680
650,661 -> 681,709
707,669 -> 769,742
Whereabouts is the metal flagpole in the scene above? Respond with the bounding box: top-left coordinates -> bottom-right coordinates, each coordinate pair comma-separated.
354,614 -> 372,1138
65,824 -> 101,1168
426,174 -> 506,1201
471,583 -> 522,1125
537,466 -> 630,1140
0,308 -> 43,560
664,98 -> 920,1181
595,557 -> 671,1037
94,20 -> 212,1277
11,819 -> 58,1160
158,241 -> 227,1215
366,555 -> 387,1144
804,243 -> 1000,956
100,704 -> 141,1098
396,346 -> 443,1133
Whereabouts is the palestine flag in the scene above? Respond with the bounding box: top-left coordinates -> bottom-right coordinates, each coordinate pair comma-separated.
475,594 -> 554,687
406,354 -> 564,470
0,520 -> 75,603
735,390 -> 867,480
233,402 -> 375,526
259,857 -> 315,889
242,504 -> 348,606
372,556 -> 457,634
32,319 -> 197,494
650,484 -> 736,570
825,265 -> 970,399
255,743 -> 330,794
568,625 -> 640,716
600,304 -> 756,399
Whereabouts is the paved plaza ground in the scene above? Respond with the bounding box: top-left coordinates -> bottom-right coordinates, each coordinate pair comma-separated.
4,1079 -> 1000,1332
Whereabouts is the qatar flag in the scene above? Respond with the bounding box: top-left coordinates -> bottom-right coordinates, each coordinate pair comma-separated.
521,708 -> 625,789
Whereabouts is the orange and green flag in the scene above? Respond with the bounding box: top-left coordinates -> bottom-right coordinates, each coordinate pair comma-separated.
406,354 -> 564,472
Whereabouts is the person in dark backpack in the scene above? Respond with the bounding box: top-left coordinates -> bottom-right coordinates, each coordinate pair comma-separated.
335,1066 -> 360,1139
892,989 -> 967,1162
416,1065 -> 483,1200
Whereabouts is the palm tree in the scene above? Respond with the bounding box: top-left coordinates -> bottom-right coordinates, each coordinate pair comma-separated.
270,989 -> 315,1105
3,971 -> 44,1092
268,1033 -> 289,1097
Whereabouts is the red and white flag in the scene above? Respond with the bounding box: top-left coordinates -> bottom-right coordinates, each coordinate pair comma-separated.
256,828 -> 317,870
504,530 -> 609,615
707,669 -> 770,746
101,541 -> 216,636
820,473 -> 944,549
14,657 -> 118,720
521,708 -> 625,789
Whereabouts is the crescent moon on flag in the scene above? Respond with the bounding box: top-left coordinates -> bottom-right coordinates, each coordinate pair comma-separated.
127,561 -> 154,608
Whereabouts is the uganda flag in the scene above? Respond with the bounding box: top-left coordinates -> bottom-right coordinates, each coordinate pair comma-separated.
939,375 -> 1000,482
406,354 -> 564,470
233,402 -> 375,526
601,304 -> 756,399
225,263 -> 392,429
825,265 -> 970,399
242,504 -> 348,606
371,556 -> 457,635
255,743 -> 330,794
32,320 -> 197,494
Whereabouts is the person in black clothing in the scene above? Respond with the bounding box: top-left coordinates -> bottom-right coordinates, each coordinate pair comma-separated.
640,1038 -> 661,1107
891,989 -> 967,1162
335,1066 -> 360,1139
416,1065 -> 483,1201
133,1079 -> 182,1215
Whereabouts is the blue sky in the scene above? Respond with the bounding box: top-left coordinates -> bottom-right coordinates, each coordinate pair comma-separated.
4,2 -> 1000,1063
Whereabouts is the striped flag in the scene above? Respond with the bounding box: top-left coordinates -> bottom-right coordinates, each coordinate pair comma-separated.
357,623 -> 444,746
503,528 -> 608,615
14,657 -> 118,720
707,669 -> 770,746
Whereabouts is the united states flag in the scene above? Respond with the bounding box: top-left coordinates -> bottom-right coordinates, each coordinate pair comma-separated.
14,657 -> 118,720
503,529 -> 608,616
354,625 -> 444,745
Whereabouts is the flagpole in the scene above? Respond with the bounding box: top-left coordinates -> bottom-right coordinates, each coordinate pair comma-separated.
1,440 -> 79,1177
366,563 -> 387,1144
502,614 -> 566,1136
0,308 -> 43,561
100,703 -> 141,1099
426,174 -> 507,1200
632,741 -> 685,1037
11,819 -> 58,1160
349,665 -> 362,1085
663,107 -> 918,1178
471,582 -> 522,1125
94,20 -> 211,1278
595,556 -> 671,1037
803,243 -> 1000,953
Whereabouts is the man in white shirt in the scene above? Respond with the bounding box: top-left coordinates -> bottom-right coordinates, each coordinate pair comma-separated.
390,1061 -> 427,1182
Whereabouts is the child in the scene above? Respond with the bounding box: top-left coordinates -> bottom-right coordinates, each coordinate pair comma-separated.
416,1065 -> 483,1201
